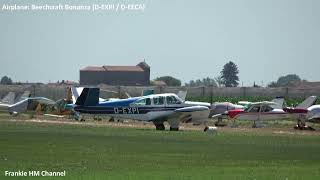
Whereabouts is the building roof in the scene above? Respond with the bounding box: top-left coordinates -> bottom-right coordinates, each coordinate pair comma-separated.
80,63 -> 147,72
80,66 -> 105,71
102,66 -> 144,72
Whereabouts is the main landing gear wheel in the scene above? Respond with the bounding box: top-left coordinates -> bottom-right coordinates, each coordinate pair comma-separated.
170,127 -> 179,131
155,123 -> 165,130
294,124 -> 315,131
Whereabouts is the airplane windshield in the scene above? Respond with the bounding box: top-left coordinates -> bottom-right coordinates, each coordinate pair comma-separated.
261,105 -> 273,112
132,98 -> 151,106
244,104 -> 252,111
249,106 -> 260,112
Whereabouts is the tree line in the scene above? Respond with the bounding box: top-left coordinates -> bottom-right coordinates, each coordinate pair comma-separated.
1,61 -> 306,87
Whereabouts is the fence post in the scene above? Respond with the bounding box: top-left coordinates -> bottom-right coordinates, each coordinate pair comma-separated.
201,86 -> 205,97
242,87 -> 246,97
118,86 -> 121,98
285,87 -> 289,98
210,85 -> 213,105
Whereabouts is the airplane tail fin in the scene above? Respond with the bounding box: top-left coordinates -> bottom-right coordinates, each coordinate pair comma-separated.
1,92 -> 16,105
75,88 -> 99,106
296,96 -> 317,109
71,87 -> 84,104
142,89 -> 154,96
270,97 -> 284,109
17,91 -> 31,101
177,91 -> 187,102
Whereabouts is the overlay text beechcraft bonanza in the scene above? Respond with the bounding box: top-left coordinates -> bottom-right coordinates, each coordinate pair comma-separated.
72,88 -> 211,131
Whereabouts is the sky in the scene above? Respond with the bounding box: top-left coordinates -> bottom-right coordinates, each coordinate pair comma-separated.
0,0 -> 319,86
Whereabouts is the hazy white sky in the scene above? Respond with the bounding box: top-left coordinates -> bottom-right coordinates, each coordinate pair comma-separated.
0,0 -> 319,86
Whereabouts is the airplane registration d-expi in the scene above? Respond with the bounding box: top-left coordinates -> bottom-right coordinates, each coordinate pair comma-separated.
71,88 -> 211,131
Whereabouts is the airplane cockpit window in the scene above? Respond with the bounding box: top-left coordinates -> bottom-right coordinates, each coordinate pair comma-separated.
249,106 -> 260,112
166,96 -> 182,105
153,96 -> 164,105
146,98 -> 151,105
261,105 -> 273,112
132,98 -> 151,106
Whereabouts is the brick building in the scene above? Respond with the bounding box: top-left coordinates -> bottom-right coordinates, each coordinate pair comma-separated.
80,61 -> 150,86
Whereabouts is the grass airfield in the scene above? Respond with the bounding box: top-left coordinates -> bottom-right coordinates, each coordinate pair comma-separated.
0,116 -> 320,179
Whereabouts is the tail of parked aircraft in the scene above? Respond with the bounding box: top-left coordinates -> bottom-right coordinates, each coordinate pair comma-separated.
17,91 -> 31,102
177,91 -> 187,102
1,92 -> 16,105
75,88 -> 100,106
270,97 -> 284,109
71,87 -> 84,104
296,96 -> 317,109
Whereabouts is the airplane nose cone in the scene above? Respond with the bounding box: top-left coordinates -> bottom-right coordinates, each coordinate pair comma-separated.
228,109 -> 244,119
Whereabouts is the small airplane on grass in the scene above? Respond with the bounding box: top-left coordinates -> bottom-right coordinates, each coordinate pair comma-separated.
210,97 -> 284,126
226,96 -> 318,129
71,87 -> 211,131
283,96 -> 320,130
0,89 -> 72,117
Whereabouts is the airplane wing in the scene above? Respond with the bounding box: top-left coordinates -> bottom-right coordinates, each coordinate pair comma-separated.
163,105 -> 210,130
238,101 -> 251,106
44,114 -> 65,118
8,97 -> 56,115
250,101 -> 277,106
211,112 -> 229,119
167,105 -> 210,124
308,114 -> 320,120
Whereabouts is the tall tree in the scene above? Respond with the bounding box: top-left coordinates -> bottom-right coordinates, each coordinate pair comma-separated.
268,74 -> 302,87
220,61 -> 239,87
154,76 -> 181,86
0,76 -> 13,85
276,74 -> 301,86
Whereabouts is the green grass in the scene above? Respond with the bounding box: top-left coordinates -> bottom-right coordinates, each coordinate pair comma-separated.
0,121 -> 320,180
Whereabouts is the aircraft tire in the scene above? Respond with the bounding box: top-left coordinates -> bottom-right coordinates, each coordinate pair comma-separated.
155,124 -> 165,130
170,127 -> 179,131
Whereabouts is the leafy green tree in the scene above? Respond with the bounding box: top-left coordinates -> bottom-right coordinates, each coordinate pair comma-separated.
0,76 -> 13,85
154,76 -> 181,86
268,74 -> 302,87
186,77 -> 217,87
276,74 -> 301,86
220,61 -> 239,87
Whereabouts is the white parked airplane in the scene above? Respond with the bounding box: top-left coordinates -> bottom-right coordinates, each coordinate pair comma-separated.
282,96 -> 319,129
72,88 -> 211,131
210,97 -> 285,126
227,96 -> 317,128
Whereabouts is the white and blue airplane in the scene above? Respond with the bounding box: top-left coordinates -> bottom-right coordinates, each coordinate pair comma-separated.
72,88 -> 211,131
